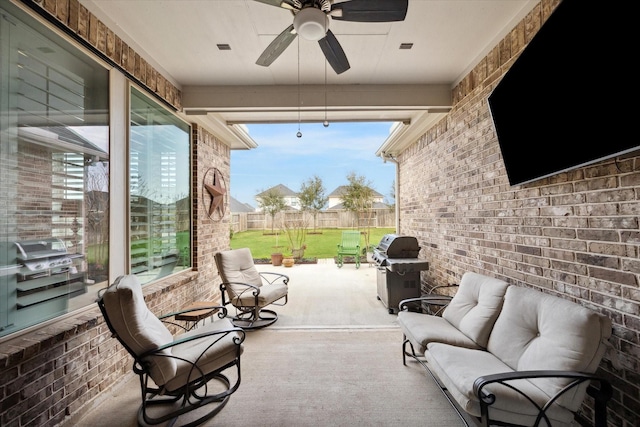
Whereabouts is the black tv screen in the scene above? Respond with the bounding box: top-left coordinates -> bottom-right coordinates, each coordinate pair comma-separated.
488,0 -> 636,186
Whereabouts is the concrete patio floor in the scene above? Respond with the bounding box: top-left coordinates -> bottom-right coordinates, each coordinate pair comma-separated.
252,257 -> 399,329
63,259 -> 427,427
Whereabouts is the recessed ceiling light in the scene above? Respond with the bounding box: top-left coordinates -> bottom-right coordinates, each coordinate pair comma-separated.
399,43 -> 413,50
217,44 -> 231,51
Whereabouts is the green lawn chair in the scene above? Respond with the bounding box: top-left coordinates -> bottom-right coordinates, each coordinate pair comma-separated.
336,230 -> 361,269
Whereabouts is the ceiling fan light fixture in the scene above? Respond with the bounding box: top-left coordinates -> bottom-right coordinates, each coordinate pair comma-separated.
293,7 -> 328,41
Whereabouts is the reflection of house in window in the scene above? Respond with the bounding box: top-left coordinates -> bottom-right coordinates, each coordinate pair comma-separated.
128,87 -> 190,283
18,127 -> 108,251
0,27 -> 109,338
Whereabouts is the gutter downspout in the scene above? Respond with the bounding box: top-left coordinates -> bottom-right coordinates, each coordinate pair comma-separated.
381,152 -> 400,232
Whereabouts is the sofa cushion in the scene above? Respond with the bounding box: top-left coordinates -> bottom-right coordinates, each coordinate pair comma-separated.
397,311 -> 481,354
441,272 -> 509,348
487,286 -> 612,411
425,343 -> 575,426
101,275 -> 177,386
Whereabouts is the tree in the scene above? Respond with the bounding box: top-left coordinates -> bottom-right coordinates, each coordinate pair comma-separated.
341,172 -> 375,251
258,189 -> 287,234
298,175 -> 328,233
387,179 -> 396,211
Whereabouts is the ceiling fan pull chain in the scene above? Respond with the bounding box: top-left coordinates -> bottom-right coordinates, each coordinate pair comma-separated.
297,37 -> 302,138
323,58 -> 329,127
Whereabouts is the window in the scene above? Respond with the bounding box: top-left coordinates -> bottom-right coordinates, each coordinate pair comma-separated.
129,87 -> 191,284
0,3 -> 109,338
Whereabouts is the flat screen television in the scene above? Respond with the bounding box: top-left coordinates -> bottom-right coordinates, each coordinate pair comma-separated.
488,0 -> 636,186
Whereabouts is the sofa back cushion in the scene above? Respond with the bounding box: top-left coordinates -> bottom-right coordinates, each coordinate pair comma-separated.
487,286 -> 612,410
442,272 -> 510,348
101,275 -> 177,386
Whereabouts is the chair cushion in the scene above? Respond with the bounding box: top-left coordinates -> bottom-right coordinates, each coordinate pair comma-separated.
164,317 -> 244,392
487,286 -> 612,410
397,311 -> 481,354
215,248 -> 262,285
101,275 -> 177,386
441,272 -> 509,348
232,282 -> 289,308
425,343 -> 575,426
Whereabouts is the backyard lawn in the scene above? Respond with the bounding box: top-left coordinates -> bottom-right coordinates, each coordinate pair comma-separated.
230,228 -> 396,259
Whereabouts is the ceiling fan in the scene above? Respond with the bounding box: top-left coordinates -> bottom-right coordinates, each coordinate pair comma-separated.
254,0 -> 409,74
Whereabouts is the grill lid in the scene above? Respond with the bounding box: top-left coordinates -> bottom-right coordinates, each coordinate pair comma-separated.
374,234 -> 420,259
15,238 -> 67,261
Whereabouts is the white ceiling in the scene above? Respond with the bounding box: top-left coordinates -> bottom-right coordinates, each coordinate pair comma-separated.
81,0 -> 537,151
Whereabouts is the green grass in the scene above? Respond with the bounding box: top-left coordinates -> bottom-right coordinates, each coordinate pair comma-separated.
230,228 -> 396,259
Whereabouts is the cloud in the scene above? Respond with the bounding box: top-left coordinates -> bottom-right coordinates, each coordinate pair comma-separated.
230,122 -> 396,203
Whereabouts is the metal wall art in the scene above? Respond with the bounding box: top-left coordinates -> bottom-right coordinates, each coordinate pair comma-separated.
202,167 -> 227,221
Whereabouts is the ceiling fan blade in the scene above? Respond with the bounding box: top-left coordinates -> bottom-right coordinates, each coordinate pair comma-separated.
331,0 -> 408,22
256,24 -> 297,67
253,0 -> 298,10
318,30 -> 350,75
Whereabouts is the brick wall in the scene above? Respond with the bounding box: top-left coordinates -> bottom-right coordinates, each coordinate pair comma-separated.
26,0 -> 181,110
399,1 -> 639,425
0,3 -> 232,426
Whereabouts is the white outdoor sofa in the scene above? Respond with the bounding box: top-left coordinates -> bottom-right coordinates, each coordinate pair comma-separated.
398,272 -> 612,427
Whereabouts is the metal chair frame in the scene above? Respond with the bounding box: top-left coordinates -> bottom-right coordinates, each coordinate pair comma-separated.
97,290 -> 245,427
219,271 -> 289,330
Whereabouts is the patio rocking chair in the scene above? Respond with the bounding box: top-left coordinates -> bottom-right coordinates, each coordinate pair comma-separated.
214,247 -> 289,330
97,275 -> 245,427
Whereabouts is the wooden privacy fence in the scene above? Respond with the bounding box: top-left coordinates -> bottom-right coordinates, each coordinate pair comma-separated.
230,209 -> 395,233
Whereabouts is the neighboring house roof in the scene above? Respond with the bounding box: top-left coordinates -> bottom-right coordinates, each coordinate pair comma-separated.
230,196 -> 254,213
328,185 -> 384,198
256,184 -> 298,197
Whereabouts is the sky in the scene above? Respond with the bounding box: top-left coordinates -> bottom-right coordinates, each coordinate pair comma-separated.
230,122 -> 397,207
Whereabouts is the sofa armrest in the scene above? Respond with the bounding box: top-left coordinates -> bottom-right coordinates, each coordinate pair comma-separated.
399,284 -> 458,314
430,284 -> 459,294
473,370 -> 612,427
398,295 -> 453,313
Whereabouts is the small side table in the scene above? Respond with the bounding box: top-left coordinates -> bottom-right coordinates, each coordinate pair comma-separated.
175,301 -> 219,330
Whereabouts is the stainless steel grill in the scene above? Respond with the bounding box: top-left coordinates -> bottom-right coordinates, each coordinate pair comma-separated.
373,234 -> 429,314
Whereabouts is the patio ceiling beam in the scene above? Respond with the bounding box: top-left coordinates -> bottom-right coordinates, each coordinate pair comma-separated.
181,84 -> 452,113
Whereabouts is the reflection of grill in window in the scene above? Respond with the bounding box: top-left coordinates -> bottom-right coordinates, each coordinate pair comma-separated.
0,239 -> 86,332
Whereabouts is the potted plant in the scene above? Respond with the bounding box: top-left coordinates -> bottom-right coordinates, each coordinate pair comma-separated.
271,252 -> 283,266
282,254 -> 295,267
282,212 -> 308,260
